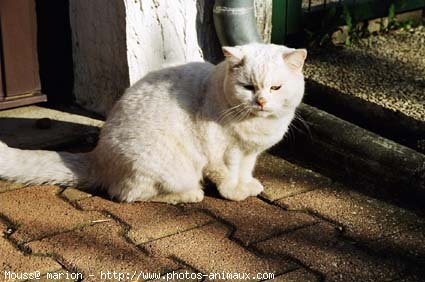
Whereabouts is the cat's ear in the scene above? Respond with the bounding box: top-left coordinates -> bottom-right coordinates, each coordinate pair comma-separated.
283,49 -> 307,72
222,46 -> 244,66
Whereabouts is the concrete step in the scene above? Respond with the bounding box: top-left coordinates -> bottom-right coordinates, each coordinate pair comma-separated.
273,103 -> 425,209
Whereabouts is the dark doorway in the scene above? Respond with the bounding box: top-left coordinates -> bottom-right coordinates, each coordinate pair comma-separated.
36,0 -> 74,105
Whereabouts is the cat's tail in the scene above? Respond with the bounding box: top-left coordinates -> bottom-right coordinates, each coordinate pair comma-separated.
0,141 -> 95,188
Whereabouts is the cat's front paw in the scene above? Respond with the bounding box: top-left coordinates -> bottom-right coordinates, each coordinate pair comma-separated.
218,181 -> 251,201
245,178 -> 264,196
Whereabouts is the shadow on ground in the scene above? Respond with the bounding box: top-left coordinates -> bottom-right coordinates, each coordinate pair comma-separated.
0,117 -> 99,150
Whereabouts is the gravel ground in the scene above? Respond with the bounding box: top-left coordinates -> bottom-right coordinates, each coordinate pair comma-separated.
304,25 -> 425,122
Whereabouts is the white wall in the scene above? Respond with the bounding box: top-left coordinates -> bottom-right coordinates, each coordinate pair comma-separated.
124,0 -> 204,85
69,0 -> 129,115
69,0 -> 272,115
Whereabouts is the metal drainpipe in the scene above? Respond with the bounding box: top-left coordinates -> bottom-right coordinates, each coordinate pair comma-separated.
213,0 -> 262,46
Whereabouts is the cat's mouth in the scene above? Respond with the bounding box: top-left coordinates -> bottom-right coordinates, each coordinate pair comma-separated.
252,106 -> 273,117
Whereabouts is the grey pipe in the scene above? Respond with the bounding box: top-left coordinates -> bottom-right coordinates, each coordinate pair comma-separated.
213,0 -> 262,46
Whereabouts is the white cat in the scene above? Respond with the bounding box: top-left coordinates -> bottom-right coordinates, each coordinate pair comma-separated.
0,43 -> 306,204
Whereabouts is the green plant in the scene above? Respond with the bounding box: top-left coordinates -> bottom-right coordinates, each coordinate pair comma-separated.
386,2 -> 418,31
387,3 -> 397,29
303,1 -> 413,48
342,4 -> 353,46
304,6 -> 341,47
340,4 -> 370,46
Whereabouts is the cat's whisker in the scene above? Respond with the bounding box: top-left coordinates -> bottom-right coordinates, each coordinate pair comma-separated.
233,105 -> 251,123
216,104 -> 245,123
287,125 -> 296,145
287,112 -> 311,144
294,113 -> 312,139
289,122 -> 310,144
217,109 -> 238,124
289,122 -> 303,134
218,111 -> 240,123
218,103 -> 250,124
239,107 -> 252,122
218,104 -> 242,118
222,106 -> 246,124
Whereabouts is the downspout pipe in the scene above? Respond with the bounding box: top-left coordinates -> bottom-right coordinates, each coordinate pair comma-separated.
213,0 -> 262,46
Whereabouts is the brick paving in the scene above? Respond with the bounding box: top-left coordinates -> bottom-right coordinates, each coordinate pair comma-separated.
187,196 -> 316,246
143,222 -> 295,278
0,219 -> 61,281
254,222 -> 403,281
0,186 -> 106,244
0,153 -> 424,281
278,184 -> 425,242
27,222 -> 177,282
77,196 -> 212,244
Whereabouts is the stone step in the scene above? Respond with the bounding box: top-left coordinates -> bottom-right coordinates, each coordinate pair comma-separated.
273,103 -> 425,208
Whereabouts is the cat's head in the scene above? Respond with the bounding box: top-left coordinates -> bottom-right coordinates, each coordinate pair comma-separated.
221,43 -> 306,119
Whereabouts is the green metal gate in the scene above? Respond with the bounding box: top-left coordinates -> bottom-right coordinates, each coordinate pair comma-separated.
272,0 -> 425,44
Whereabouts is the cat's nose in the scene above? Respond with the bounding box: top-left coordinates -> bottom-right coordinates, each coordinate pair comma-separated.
256,97 -> 266,109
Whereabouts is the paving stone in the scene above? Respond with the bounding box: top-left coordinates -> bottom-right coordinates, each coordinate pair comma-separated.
254,222 -> 404,282
0,220 -> 7,232
267,268 -> 320,282
394,273 -> 425,282
0,186 -> 107,243
27,221 -> 177,282
78,196 -> 212,244
61,187 -> 92,202
0,237 -> 60,281
189,196 -> 316,245
0,180 -> 25,193
143,222 -> 295,280
365,226 -> 425,262
255,154 -> 332,201
0,219 -> 14,239
279,185 -> 425,242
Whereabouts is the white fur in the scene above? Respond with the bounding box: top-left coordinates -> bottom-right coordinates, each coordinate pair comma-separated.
0,43 -> 306,203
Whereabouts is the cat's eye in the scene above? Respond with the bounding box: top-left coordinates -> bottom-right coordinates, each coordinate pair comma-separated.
243,85 -> 255,91
271,85 -> 282,91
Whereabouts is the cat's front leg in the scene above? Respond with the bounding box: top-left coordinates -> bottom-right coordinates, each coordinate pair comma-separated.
239,153 -> 264,197
213,149 -> 255,201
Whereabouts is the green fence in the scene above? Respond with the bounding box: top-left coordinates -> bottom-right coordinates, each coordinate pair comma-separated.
271,0 -> 425,44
